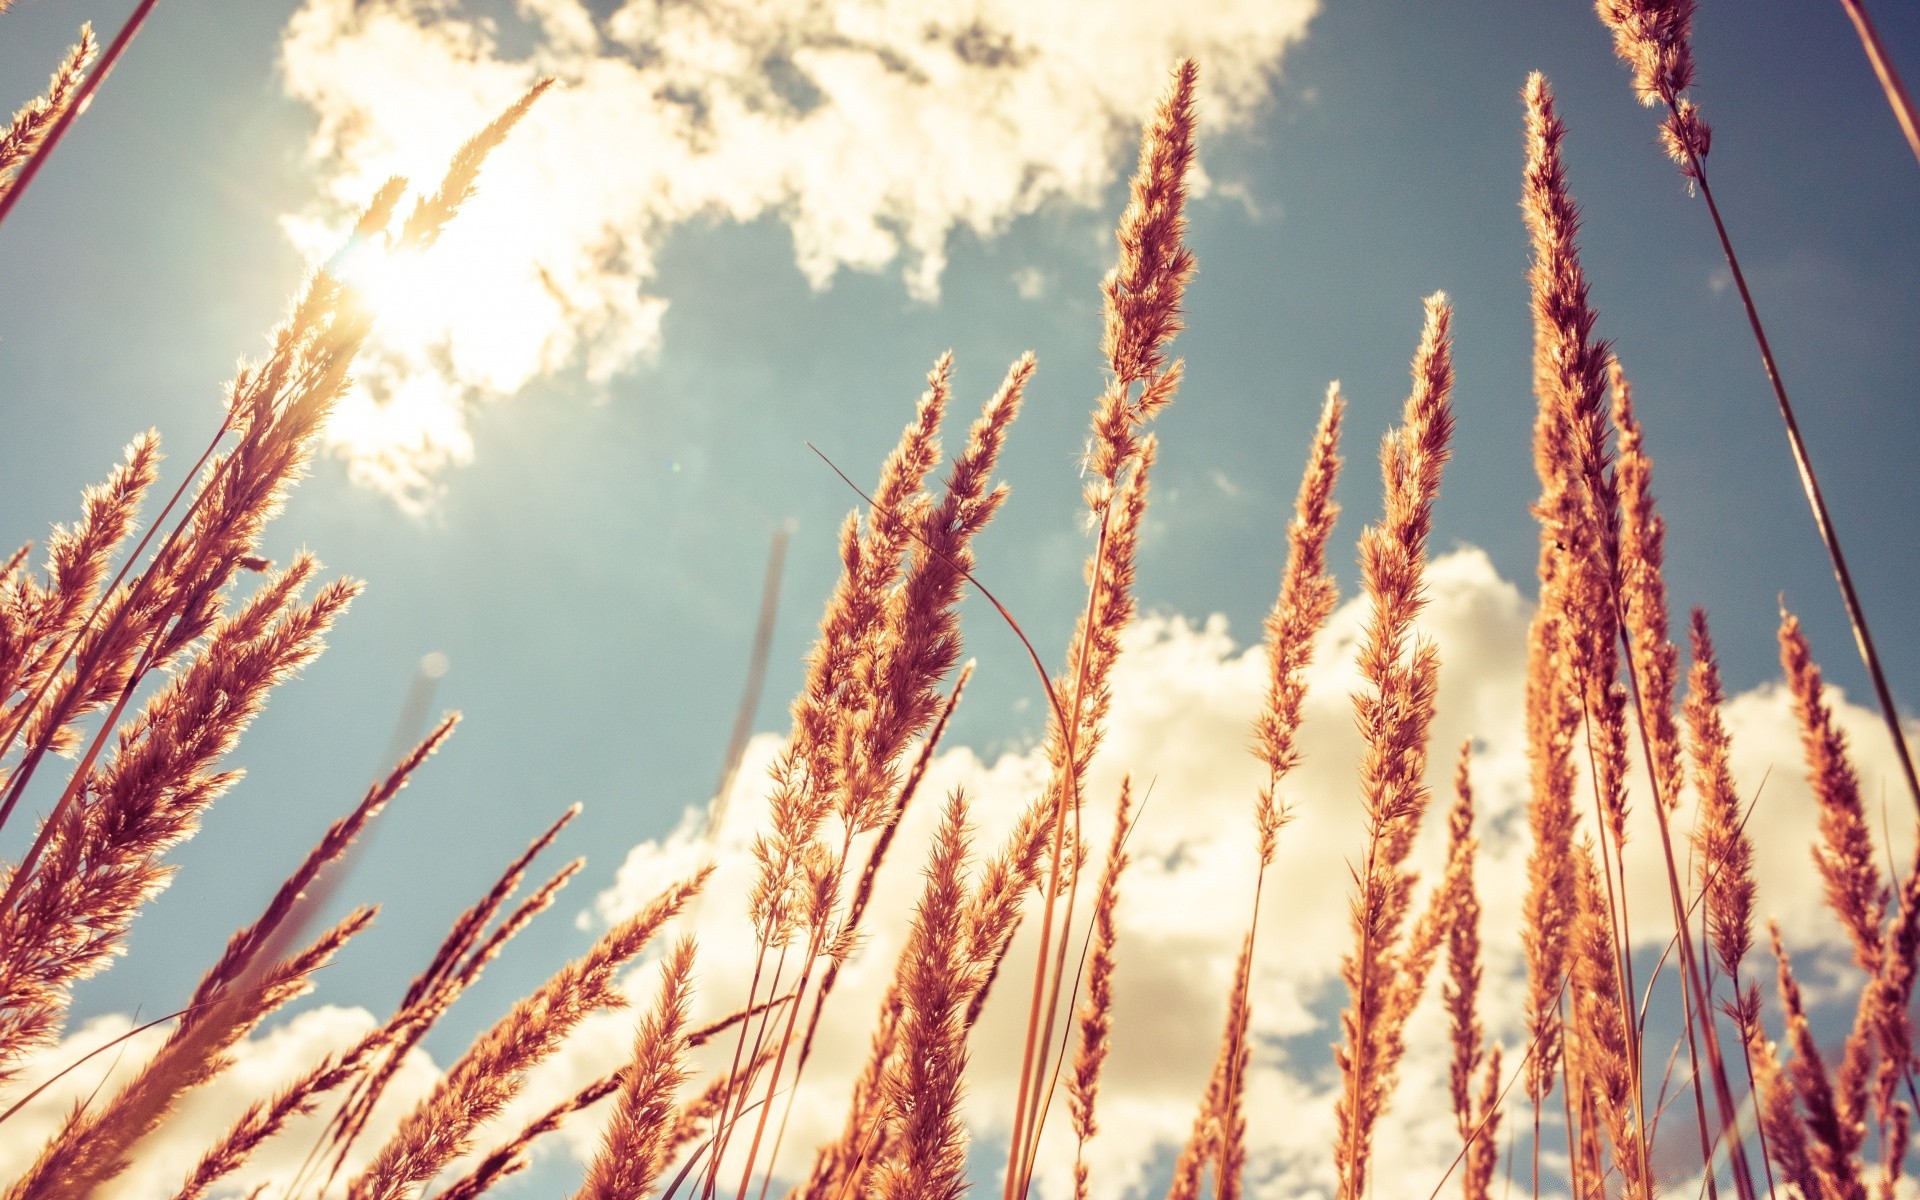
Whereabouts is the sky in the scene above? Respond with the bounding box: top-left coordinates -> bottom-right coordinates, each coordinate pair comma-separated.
1,0 -> 1919,1196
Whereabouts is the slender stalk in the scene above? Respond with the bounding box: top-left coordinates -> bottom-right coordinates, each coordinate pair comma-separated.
1837,0 -> 1920,167
1677,138 -> 1920,819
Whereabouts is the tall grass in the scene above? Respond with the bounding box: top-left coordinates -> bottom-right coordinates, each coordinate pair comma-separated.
0,6 -> 1917,1200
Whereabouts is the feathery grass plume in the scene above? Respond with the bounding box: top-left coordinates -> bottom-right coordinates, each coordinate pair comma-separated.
300,809 -> 585,1196
1685,610 -> 1778,1193
1611,352 -> 1756,1199
437,1024 -> 769,1200
1686,612 -> 1754,984
1254,385 -> 1346,859
1838,0 -> 1920,167
1067,778 -> 1133,1200
576,937 -> 698,1200
4,907 -> 373,1200
1780,608 -> 1889,974
856,358 -> 1029,836
870,791 -> 974,1200
727,366 -> 951,1200
1610,360 -> 1684,811
346,867 -> 709,1200
1164,932 -> 1253,1200
1568,844 -> 1647,1198
1767,924 -> 1869,1200
1597,0 -> 1920,820
400,77 -> 554,248
0,25 -> 96,189
1520,73 -> 1691,1196
195,714 -> 459,1011
749,358 -> 950,944
1518,307 -> 1581,1147
724,353 -> 1030,1200
1189,385 -> 1346,1200
0,433 -> 158,759
1520,72 -> 1629,856
1441,745 -> 1500,1200
1746,1016 -> 1819,1200
1836,841 -> 1920,1151
750,668 -> 978,1200
1004,64 -> 1197,1194
1332,292 -> 1454,1200
0,564 -> 357,1088
1593,0 -> 1709,172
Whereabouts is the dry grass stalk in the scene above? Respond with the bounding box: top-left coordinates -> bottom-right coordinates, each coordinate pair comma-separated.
4,907 -> 373,1200
1517,126 -> 1584,1143
749,359 -> 951,946
1568,845 -> 1647,1198
1686,612 -> 1754,985
1610,362 -> 1683,813
196,713 -> 459,1011
1780,609 -> 1889,974
0,24 -> 97,196
346,867 -> 709,1200
1685,611 -> 1779,1195
1333,292 -> 1454,1200
1192,384 -> 1346,1200
308,807 -> 584,1191
1254,386 -> 1346,860
1766,924 -> 1869,1200
576,937 -> 699,1200
1610,354 -> 1757,1198
721,353 -> 1026,1200
1522,72 -> 1692,1196
0,432 -> 158,772
0,564 -> 358,1088
869,791 -> 975,1200
1004,62 -> 1197,1200
1442,746 -> 1500,1200
1066,778 -> 1133,1200
1166,934 -> 1252,1200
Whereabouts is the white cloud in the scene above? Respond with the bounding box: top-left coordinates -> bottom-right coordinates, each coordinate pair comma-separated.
9,547 -> 1902,1196
580,546 -> 1908,1198
1012,266 -> 1051,300
277,0 -> 1320,503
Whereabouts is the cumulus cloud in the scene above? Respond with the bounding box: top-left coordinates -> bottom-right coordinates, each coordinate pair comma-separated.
576,546 -> 1911,1199
277,0 -> 1319,504
9,548 -> 1903,1196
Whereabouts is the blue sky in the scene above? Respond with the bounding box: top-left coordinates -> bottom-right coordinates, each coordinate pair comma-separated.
2,0 -> 1919,1195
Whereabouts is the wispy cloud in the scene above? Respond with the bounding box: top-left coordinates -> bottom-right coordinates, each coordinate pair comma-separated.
279,0 -> 1319,504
